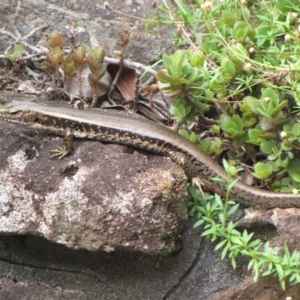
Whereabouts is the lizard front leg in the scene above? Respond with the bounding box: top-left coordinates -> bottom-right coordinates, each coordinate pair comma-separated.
50,128 -> 73,159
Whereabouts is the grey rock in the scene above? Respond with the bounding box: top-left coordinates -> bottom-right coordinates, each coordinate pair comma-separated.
0,0 -> 175,65
0,0 -> 183,255
0,94 -> 188,255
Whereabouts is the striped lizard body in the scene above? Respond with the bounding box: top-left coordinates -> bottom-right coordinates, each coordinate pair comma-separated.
0,100 -> 299,208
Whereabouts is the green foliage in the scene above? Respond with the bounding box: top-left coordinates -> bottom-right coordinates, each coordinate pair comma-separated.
42,32 -> 65,86
152,0 -> 300,192
156,50 -> 204,97
61,53 -> 76,77
179,128 -> 223,156
86,45 -> 106,87
220,114 -> 247,142
46,31 -> 64,49
188,160 -> 300,290
45,46 -> 65,68
169,97 -> 193,124
72,44 -> 86,65
44,32 -> 65,68
149,0 -> 300,289
42,32 -> 107,103
86,45 -> 106,106
86,45 -> 105,73
4,44 -> 24,66
61,53 -> 77,89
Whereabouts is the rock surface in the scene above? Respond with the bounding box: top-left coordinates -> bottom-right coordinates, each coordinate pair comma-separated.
0,99 -> 188,255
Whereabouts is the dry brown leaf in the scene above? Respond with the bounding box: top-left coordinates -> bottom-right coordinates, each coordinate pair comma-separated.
107,64 -> 137,102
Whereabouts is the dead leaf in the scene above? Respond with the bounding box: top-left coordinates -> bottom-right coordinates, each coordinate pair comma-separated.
107,64 -> 136,102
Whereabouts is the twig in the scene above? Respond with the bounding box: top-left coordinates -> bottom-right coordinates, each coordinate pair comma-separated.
22,25 -> 48,41
105,34 -> 130,106
103,57 -> 157,76
13,0 -> 22,39
0,26 -> 48,53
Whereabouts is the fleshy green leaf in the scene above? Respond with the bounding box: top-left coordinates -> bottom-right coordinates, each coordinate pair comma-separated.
288,158 -> 300,183
260,140 -> 275,154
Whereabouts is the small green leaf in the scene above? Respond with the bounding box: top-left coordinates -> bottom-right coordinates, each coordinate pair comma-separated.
162,53 -> 173,73
221,59 -> 236,77
73,44 -> 86,64
275,264 -> 284,280
231,114 -> 243,131
282,140 -> 293,151
178,129 -> 190,140
256,107 -> 271,118
228,178 -> 240,192
233,21 -> 247,33
218,212 -> 225,224
270,100 -> 288,118
244,96 -> 260,114
260,141 -> 275,154
221,243 -> 231,260
231,257 -> 237,269
280,279 -> 286,291
222,11 -> 236,26
233,22 -> 251,42
5,43 -> 25,62
215,239 -> 228,251
173,50 -> 187,77
214,194 -> 223,208
227,204 -> 240,217
188,52 -> 205,67
202,41 -> 218,54
288,158 -> 300,183
261,87 -> 279,109
253,162 -> 273,179
185,67 -> 199,82
181,63 -> 192,76
292,123 -> 300,137
156,70 -> 179,85
227,43 -> 249,66
235,28 -> 247,41
241,6 -> 251,21
46,31 -> 64,49
248,129 -> 265,145
194,219 -> 205,228
284,243 -> 291,260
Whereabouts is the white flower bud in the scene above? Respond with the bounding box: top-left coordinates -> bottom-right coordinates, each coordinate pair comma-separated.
249,47 -> 255,54
243,63 -> 252,72
291,13 -> 298,21
201,1 -> 213,11
284,34 -> 291,42
280,131 -> 287,139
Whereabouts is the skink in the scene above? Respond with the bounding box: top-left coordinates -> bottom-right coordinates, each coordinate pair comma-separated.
0,100 -> 299,208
